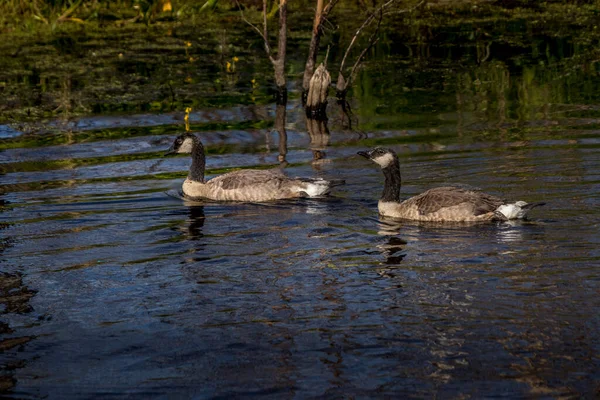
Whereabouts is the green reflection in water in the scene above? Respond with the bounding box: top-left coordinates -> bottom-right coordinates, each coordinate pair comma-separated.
1,1 -> 600,128
0,120 -> 271,149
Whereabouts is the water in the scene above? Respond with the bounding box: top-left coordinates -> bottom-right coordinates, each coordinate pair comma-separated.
2,107 -> 599,397
2,6 -> 600,398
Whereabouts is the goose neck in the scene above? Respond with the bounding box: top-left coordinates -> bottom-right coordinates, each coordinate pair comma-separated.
188,142 -> 206,183
381,160 -> 401,202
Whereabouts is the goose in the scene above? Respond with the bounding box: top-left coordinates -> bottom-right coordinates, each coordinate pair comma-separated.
358,147 -> 544,222
165,133 -> 344,202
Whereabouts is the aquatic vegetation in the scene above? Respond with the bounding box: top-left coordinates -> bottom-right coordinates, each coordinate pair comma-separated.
1,0 -> 600,125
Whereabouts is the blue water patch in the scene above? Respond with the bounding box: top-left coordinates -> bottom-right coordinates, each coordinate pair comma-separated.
0,124 -> 22,138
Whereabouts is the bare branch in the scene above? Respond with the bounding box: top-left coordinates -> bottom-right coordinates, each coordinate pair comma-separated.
277,0 -> 287,64
322,0 -> 339,18
348,40 -> 379,83
347,12 -> 383,86
273,0 -> 288,90
318,0 -> 341,34
339,2 -> 387,72
339,0 -> 424,74
384,0 -> 426,16
313,0 -> 324,34
235,0 -> 272,57
263,0 -> 268,44
302,0 -> 341,93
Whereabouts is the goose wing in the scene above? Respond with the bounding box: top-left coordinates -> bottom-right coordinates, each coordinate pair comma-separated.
412,187 -> 504,216
207,168 -> 288,190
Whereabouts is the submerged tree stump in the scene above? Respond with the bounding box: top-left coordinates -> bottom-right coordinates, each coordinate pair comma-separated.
305,63 -> 331,120
275,103 -> 288,166
306,116 -> 330,166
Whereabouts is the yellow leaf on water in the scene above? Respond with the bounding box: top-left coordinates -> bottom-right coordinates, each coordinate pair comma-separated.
162,0 -> 172,12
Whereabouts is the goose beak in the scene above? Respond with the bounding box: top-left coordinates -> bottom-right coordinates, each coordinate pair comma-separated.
164,145 -> 176,156
357,151 -> 370,159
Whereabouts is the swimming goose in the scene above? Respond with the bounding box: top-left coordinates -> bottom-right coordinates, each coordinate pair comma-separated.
165,133 -> 344,201
358,147 -> 544,222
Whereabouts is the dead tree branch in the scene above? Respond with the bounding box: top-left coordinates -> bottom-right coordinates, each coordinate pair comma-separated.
235,0 -> 275,64
384,0 -> 426,16
302,0 -> 341,96
274,0 -> 288,92
337,0 -> 425,94
339,0 -> 394,73
236,0 -> 288,102
337,11 -> 383,94
263,0 -> 268,43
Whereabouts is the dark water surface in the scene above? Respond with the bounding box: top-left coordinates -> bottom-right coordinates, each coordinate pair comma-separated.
2,8 -> 600,399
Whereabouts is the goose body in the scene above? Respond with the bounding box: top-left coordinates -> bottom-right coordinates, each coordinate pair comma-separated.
166,133 -> 344,202
358,148 -> 543,222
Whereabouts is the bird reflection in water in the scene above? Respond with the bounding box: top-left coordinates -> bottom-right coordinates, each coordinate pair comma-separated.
379,236 -> 408,265
495,220 -> 525,243
375,219 -> 408,278
176,203 -> 208,265
185,204 -> 205,240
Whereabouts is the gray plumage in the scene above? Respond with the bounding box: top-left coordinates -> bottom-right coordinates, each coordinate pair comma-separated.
358,147 -> 544,222
412,187 -> 504,216
165,133 -> 344,202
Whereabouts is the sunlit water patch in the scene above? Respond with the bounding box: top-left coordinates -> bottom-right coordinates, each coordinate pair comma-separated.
1,106 -> 599,397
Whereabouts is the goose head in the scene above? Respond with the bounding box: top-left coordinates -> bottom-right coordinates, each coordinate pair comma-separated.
165,133 -> 199,156
357,147 -> 398,168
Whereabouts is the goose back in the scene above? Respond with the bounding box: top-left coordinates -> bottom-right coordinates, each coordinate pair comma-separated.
182,169 -> 336,202
379,186 -> 505,222
166,132 -> 344,202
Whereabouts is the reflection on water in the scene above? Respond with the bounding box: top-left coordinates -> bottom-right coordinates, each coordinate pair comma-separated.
0,272 -> 36,393
2,10 -> 600,399
4,120 -> 597,396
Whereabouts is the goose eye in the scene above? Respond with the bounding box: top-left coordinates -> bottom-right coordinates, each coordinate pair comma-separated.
176,139 -> 182,145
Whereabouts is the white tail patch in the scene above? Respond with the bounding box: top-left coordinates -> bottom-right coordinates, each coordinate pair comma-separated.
303,181 -> 331,197
298,179 -> 331,197
496,201 -> 529,220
